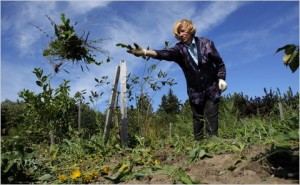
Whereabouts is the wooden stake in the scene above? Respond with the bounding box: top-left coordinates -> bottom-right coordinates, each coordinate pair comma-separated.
103,65 -> 120,144
278,102 -> 284,120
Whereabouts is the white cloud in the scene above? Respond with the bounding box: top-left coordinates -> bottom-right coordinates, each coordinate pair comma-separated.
3,2 -> 57,56
66,1 -> 110,15
194,1 -> 245,34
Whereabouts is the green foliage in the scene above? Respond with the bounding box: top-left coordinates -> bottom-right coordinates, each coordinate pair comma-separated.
157,88 -> 181,114
121,41 -> 177,145
1,100 -> 24,135
1,135 -> 51,184
18,68 -> 78,144
275,44 -> 299,73
220,88 -> 299,119
162,165 -> 200,184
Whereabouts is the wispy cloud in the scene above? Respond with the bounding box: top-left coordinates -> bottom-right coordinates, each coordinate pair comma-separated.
66,1 -> 111,15
194,1 -> 245,34
2,2 -> 57,56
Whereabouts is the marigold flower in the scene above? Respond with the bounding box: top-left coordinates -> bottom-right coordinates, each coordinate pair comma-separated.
154,159 -> 159,165
103,166 -> 110,174
120,164 -> 128,171
71,169 -> 81,179
58,174 -> 67,181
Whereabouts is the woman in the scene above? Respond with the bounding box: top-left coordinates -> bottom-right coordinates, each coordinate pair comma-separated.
127,19 -> 227,140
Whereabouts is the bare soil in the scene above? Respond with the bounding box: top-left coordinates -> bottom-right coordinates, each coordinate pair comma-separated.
96,143 -> 299,184
128,144 -> 299,184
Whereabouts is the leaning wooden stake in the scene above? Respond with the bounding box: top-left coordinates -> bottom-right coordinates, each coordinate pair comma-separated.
103,65 -> 120,144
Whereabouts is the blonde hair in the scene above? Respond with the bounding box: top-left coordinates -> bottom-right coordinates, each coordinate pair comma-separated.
173,19 -> 196,40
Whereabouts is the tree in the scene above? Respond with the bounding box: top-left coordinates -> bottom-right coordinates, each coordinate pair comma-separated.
158,88 -> 181,114
1,100 -> 24,135
137,94 -> 153,114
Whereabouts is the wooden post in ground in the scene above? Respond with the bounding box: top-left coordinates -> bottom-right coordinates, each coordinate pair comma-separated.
103,65 -> 120,144
78,102 -> 81,132
278,102 -> 284,120
120,60 -> 128,146
49,131 -> 55,146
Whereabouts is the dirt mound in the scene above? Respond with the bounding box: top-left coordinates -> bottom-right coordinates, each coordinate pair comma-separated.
126,144 -> 299,184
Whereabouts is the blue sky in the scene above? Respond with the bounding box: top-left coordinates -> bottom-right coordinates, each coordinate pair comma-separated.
1,1 -> 299,112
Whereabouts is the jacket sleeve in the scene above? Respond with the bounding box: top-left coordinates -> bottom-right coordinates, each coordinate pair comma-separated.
153,44 -> 183,63
206,40 -> 226,80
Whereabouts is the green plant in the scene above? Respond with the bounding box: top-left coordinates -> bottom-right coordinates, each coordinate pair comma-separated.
1,136 -> 38,183
18,68 -> 78,144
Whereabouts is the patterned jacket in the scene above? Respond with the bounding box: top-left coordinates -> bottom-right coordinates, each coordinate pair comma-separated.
154,37 -> 226,105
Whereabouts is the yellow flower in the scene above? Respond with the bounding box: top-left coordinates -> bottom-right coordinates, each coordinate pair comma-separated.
120,164 -> 128,171
154,159 -> 159,165
71,169 -> 81,179
103,166 -> 110,174
58,174 -> 67,181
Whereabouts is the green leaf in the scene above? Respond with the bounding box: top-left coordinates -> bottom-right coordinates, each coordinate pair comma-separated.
177,167 -> 196,184
38,174 -> 52,181
198,149 -> 206,158
3,161 -> 15,173
275,44 -> 296,54
41,76 -> 48,83
116,43 -> 130,49
288,50 -> 299,73
36,81 -> 43,87
61,13 -> 66,23
104,169 -> 132,183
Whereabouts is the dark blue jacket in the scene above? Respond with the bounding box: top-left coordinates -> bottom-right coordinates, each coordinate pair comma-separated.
154,37 -> 226,105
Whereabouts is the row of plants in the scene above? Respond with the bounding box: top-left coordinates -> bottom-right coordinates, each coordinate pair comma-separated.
2,84 -> 298,183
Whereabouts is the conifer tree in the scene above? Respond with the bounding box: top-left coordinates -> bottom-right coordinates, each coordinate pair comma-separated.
158,88 -> 181,114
